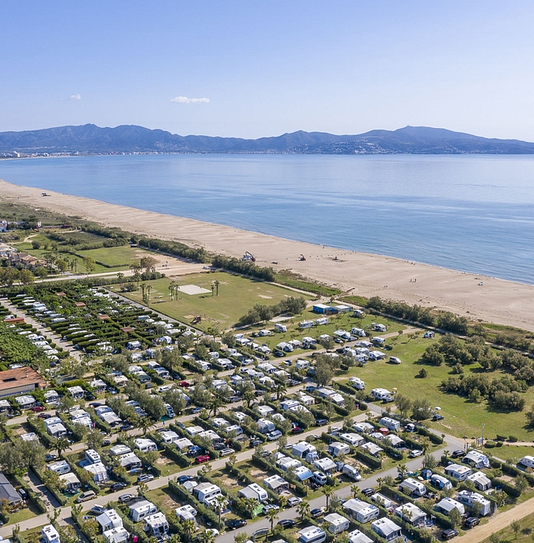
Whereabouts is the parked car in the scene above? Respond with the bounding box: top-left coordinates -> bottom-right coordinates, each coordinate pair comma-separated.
76,490 -> 96,503
138,474 -> 155,483
291,426 -> 304,434
226,519 -> 247,529
464,517 -> 480,529
179,381 -> 191,387
266,430 -> 283,441
103,439 -> 111,446
432,414 -> 444,421
118,493 -> 135,503
315,418 -> 328,426
250,437 -> 263,447
311,507 -> 326,518
178,475 -> 195,484
220,448 -> 236,457
451,450 -> 465,459
362,488 -> 374,497
90,505 -> 106,515
287,497 -> 302,507
278,519 -> 295,528
32,406 -> 46,412
38,413 -> 52,419
195,455 -> 211,464
45,454 -> 58,462
409,450 -> 423,458
110,482 -> 127,492
442,529 -> 459,540
389,356 -> 402,364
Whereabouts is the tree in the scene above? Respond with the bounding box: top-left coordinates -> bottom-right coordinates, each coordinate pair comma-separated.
394,394 -> 412,419
83,257 -> 96,274
181,518 -> 197,542
86,429 -> 105,450
511,520 -> 521,539
315,359 -> 334,387
19,269 -> 35,284
514,474 -> 528,494
411,398 -> 434,421
54,437 -> 72,457
267,507 -> 279,533
215,494 -> 227,528
350,484 -> 360,498
448,507 -> 462,527
140,256 -> 158,273
422,454 -> 437,469
323,485 -> 334,509
297,500 -> 310,521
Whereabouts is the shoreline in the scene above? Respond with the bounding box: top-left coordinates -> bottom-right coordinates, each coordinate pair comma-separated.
2,178 -> 534,332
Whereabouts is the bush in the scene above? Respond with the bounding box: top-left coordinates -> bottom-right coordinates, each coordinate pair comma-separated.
509,435 -> 519,442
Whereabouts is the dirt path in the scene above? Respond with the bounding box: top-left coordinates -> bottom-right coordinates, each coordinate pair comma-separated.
459,495 -> 534,542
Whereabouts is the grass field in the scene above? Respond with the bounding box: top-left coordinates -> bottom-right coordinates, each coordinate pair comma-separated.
339,334 -> 534,442
481,514 -> 534,543
490,445 -> 534,463
109,272 -> 314,331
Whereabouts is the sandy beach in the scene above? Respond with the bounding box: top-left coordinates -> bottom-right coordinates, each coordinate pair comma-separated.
1,178 -> 534,332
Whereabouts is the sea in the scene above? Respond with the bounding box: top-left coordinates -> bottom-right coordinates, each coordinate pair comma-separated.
1,154 -> 534,285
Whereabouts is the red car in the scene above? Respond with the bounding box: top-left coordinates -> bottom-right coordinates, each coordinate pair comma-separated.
179,381 -> 191,387
32,406 -> 46,412
195,455 -> 211,464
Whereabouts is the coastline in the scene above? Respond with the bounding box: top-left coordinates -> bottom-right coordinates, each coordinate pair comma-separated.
2,178 -> 534,332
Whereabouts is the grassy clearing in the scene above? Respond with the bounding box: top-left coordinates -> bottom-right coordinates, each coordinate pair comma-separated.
110,272 -> 314,331
341,335 -> 534,442
481,513 -> 534,543
490,445 -> 534,463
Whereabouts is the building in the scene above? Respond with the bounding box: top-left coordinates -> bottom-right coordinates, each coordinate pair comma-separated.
399,477 -> 427,497
175,504 -> 197,523
85,449 -> 101,464
371,518 -> 403,542
394,503 -> 427,527
0,367 -> 46,399
47,460 -> 70,475
129,499 -> 158,522
463,450 -> 490,469
379,417 -> 401,432
135,438 -> 157,452
59,472 -> 81,493
329,442 -> 351,457
467,471 -> 492,491
431,474 -> 453,490
84,462 -> 109,483
445,463 -> 473,482
298,526 -> 326,543
103,527 -> 129,543
145,512 -> 169,538
238,483 -> 268,503
45,417 -> 67,438
434,497 -> 465,517
42,524 -> 60,543
109,444 -> 132,456
456,490 -> 492,516
67,385 -> 85,400
97,509 -> 123,532
340,433 -> 365,447
119,452 -> 142,471
343,498 -> 379,523
193,483 -> 222,505
263,475 -> 289,493
348,530 -> 373,543
15,395 -> 37,409
324,513 -> 350,534
314,457 -> 337,474
0,472 -> 22,506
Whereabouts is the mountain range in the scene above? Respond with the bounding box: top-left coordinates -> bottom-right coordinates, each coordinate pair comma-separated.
1,124 -> 534,156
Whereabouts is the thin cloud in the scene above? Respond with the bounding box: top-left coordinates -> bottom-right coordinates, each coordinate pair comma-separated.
69,94 -> 81,100
171,96 -> 210,104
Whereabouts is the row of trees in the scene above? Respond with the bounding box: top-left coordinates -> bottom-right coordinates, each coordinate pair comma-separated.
367,296 -> 469,335
212,254 -> 275,281
0,266 -> 35,286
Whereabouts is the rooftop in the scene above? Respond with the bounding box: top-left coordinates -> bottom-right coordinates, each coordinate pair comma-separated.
0,367 -> 46,392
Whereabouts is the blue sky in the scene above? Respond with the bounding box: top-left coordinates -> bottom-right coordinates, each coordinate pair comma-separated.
2,0 -> 533,139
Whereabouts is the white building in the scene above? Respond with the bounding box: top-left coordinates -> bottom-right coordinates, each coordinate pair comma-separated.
129,499 -> 158,522
343,499 -> 379,523
144,512 -> 169,538
193,483 -> 222,505
434,497 -> 465,517
456,490 -> 492,516
399,477 -> 427,497
42,524 -> 60,543
394,503 -> 427,527
324,513 -> 350,534
238,483 -> 268,503
84,462 -> 108,483
445,463 -> 473,481
298,526 -> 326,543
371,518 -> 402,542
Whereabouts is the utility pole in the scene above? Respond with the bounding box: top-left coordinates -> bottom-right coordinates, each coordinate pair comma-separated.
481,422 -> 485,445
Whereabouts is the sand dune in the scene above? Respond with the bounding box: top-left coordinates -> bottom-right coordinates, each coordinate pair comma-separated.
2,178 -> 534,332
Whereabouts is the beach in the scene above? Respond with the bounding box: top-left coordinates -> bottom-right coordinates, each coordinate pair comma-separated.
2,177 -> 534,332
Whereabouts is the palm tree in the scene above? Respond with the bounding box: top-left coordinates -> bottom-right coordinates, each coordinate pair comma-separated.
55,437 -> 72,457
138,415 -> 154,435
266,507 -> 279,533
214,280 -> 220,296
215,494 -> 227,528
297,500 -> 310,521
324,485 -> 334,509
350,484 -> 360,499
234,533 -> 250,543
181,518 -> 197,542
275,382 -> 287,401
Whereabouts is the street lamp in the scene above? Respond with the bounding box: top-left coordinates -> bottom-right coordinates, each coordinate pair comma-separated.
481,423 -> 485,445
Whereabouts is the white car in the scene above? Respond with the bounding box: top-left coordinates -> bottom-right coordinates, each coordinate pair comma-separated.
389,356 -> 402,364
409,449 -> 423,458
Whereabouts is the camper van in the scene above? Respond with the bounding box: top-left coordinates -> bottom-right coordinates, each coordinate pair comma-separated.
342,465 -> 362,481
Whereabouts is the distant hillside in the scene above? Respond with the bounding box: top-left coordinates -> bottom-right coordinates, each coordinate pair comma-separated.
1,124 -> 534,156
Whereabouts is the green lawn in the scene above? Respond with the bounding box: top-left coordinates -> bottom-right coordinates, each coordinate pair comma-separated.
481,514 -> 534,543
490,445 -> 534,463
109,272 -> 314,331
340,335 -> 534,442
77,245 -> 154,268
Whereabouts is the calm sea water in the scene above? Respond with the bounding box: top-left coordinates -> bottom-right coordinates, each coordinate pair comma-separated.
1,154 -> 534,284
